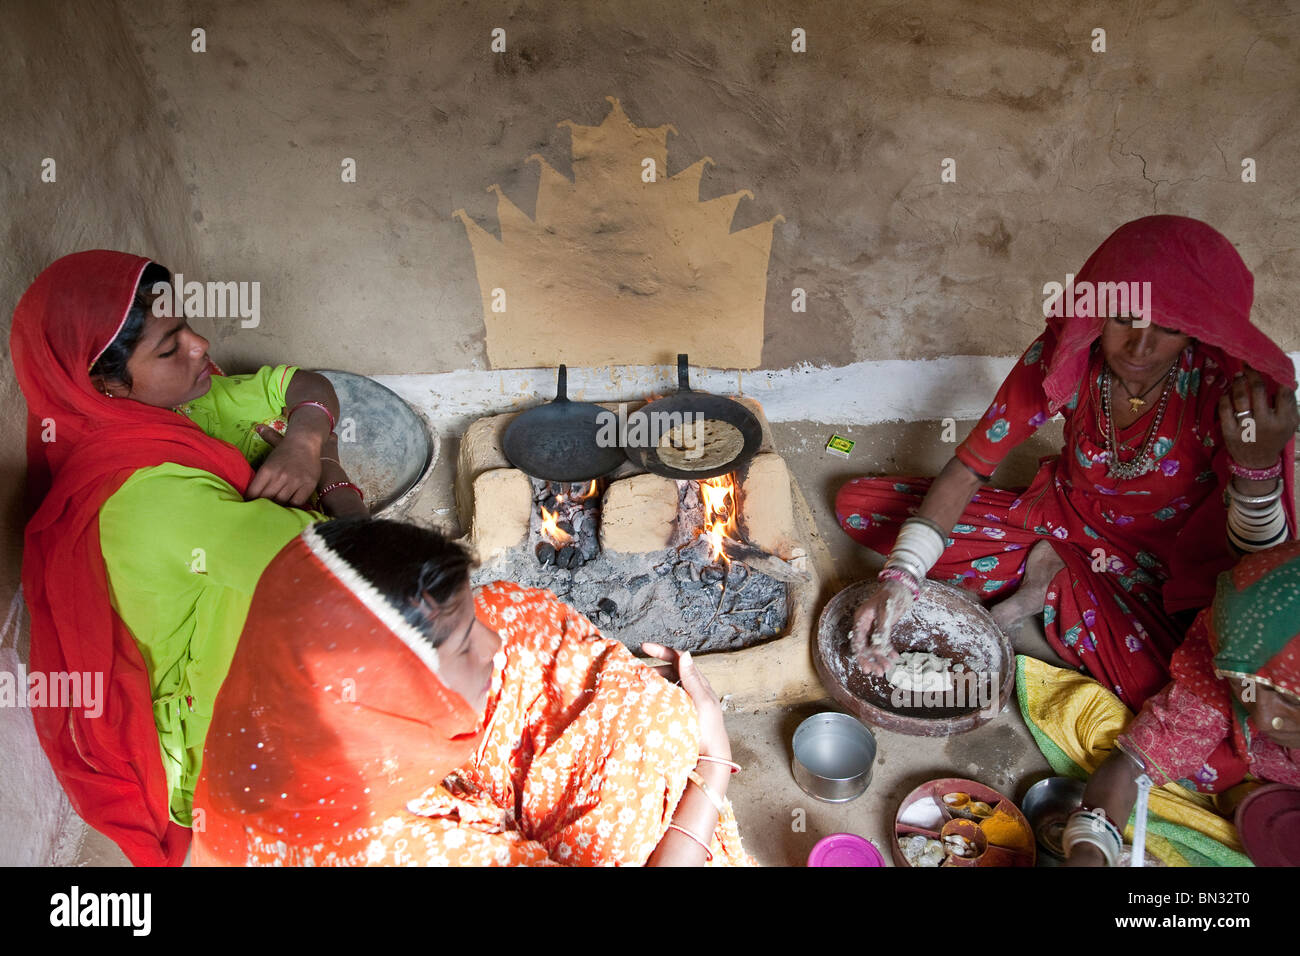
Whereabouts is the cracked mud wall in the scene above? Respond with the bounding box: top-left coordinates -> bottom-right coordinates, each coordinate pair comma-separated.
116,0 -> 1299,375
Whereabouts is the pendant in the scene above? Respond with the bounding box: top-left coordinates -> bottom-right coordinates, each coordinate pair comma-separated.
1128,397 -> 1145,412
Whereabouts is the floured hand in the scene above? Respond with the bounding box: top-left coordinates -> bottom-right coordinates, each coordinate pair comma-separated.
849,579 -> 915,675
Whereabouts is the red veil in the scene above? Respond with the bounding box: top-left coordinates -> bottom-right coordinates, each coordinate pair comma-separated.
1040,216 -> 1297,610
10,250 -> 254,866
192,527 -> 484,866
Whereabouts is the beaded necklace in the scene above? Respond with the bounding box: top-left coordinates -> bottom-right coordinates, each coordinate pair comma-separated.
1100,359 -> 1179,480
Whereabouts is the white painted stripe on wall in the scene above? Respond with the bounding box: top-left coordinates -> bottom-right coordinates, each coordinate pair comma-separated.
374,352 -> 1300,433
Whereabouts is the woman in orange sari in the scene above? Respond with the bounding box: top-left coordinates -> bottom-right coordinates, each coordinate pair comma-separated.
193,519 -> 753,866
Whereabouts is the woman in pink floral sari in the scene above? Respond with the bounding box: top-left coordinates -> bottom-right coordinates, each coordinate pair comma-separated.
837,217 -> 1297,709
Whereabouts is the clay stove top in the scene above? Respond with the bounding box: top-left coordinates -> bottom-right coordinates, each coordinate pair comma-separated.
455,396 -> 818,655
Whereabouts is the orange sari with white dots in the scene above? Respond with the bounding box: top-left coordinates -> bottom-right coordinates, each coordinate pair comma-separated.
193,528 -> 752,866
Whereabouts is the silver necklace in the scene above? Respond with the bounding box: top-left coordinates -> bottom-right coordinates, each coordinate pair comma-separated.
1100,360 -> 1178,480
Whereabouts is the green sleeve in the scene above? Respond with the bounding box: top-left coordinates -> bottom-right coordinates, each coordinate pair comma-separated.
179,364 -> 299,465
98,463 -> 321,824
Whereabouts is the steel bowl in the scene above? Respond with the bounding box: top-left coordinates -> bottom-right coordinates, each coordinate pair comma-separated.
791,712 -> 876,803
1020,776 -> 1086,860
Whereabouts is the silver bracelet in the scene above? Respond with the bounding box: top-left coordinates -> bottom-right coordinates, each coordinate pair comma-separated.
1226,482 -> 1283,507
885,519 -> 946,581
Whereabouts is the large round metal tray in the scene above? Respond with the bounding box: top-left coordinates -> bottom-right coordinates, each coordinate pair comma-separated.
317,369 -> 439,517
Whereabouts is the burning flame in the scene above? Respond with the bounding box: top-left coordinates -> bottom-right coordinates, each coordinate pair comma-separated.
699,475 -> 740,563
538,481 -> 599,549
539,506 -> 572,547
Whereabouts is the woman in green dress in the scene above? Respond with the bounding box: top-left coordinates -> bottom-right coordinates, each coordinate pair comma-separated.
11,249 -> 366,865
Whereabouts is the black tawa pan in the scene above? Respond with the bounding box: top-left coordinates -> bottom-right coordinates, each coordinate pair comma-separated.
502,365 -> 627,482
623,354 -> 763,481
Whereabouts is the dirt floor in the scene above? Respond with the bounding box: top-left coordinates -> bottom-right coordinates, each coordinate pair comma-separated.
71,416 -> 1069,868
717,419 -> 1060,866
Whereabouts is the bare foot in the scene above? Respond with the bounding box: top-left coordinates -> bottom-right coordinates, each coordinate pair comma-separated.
1004,615 -> 1073,669
990,539 -> 1065,632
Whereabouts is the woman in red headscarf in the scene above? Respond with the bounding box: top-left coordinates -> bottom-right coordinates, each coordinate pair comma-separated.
10,250 -> 366,866
837,217 -> 1298,710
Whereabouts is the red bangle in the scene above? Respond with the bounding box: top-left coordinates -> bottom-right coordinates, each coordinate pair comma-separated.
665,824 -> 713,861
697,755 -> 742,774
318,481 -> 363,503
1227,458 -> 1283,481
878,566 -> 921,599
289,400 -> 337,432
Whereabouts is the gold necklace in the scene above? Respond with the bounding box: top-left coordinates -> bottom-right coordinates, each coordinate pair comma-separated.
1100,362 -> 1178,479
1114,370 -> 1168,413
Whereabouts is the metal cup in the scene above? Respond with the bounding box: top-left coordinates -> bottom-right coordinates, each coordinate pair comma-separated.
791,712 -> 877,803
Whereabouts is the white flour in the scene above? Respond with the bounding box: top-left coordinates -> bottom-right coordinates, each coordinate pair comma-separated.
886,651 -> 958,693
830,585 -> 999,687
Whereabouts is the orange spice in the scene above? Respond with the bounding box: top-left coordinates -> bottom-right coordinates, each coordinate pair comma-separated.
980,808 -> 1032,853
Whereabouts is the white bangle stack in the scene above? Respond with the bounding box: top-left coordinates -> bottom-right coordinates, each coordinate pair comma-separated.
883,517 -> 947,585
1062,807 -> 1122,866
1226,482 -> 1288,552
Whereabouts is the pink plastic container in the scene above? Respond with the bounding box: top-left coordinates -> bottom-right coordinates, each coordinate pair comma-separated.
807,833 -> 885,867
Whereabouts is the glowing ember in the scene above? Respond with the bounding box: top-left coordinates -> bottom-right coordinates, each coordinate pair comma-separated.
698,475 -> 740,563
539,505 -> 572,546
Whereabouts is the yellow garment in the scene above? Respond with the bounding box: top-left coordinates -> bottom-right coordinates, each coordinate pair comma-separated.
1018,656 -> 1244,863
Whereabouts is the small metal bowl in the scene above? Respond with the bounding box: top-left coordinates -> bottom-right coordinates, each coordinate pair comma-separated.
791,712 -> 877,803
1020,776 -> 1085,860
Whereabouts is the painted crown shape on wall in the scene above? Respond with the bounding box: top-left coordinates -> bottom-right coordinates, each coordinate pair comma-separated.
454,97 -> 783,370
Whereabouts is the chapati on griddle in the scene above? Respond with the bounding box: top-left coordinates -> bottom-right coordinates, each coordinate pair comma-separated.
656,418 -> 745,472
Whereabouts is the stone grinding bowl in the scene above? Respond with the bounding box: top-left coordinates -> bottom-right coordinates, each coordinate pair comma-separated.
814,579 -> 1014,736
317,370 -> 439,518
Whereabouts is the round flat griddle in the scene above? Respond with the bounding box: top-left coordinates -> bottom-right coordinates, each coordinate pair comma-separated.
814,579 -> 1014,737
502,365 -> 626,482
622,354 -> 763,480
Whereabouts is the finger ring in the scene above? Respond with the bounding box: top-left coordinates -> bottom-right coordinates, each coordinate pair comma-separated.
1235,409 -> 1252,420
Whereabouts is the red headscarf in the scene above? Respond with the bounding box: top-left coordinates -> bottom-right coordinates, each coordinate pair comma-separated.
1041,216 -> 1296,609
10,250 -> 254,866
192,527 -> 484,866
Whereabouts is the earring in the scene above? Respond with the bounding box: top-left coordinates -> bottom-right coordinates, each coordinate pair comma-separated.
1273,716 -> 1286,731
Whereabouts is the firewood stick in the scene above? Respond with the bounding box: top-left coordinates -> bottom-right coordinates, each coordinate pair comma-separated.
721,540 -> 809,584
